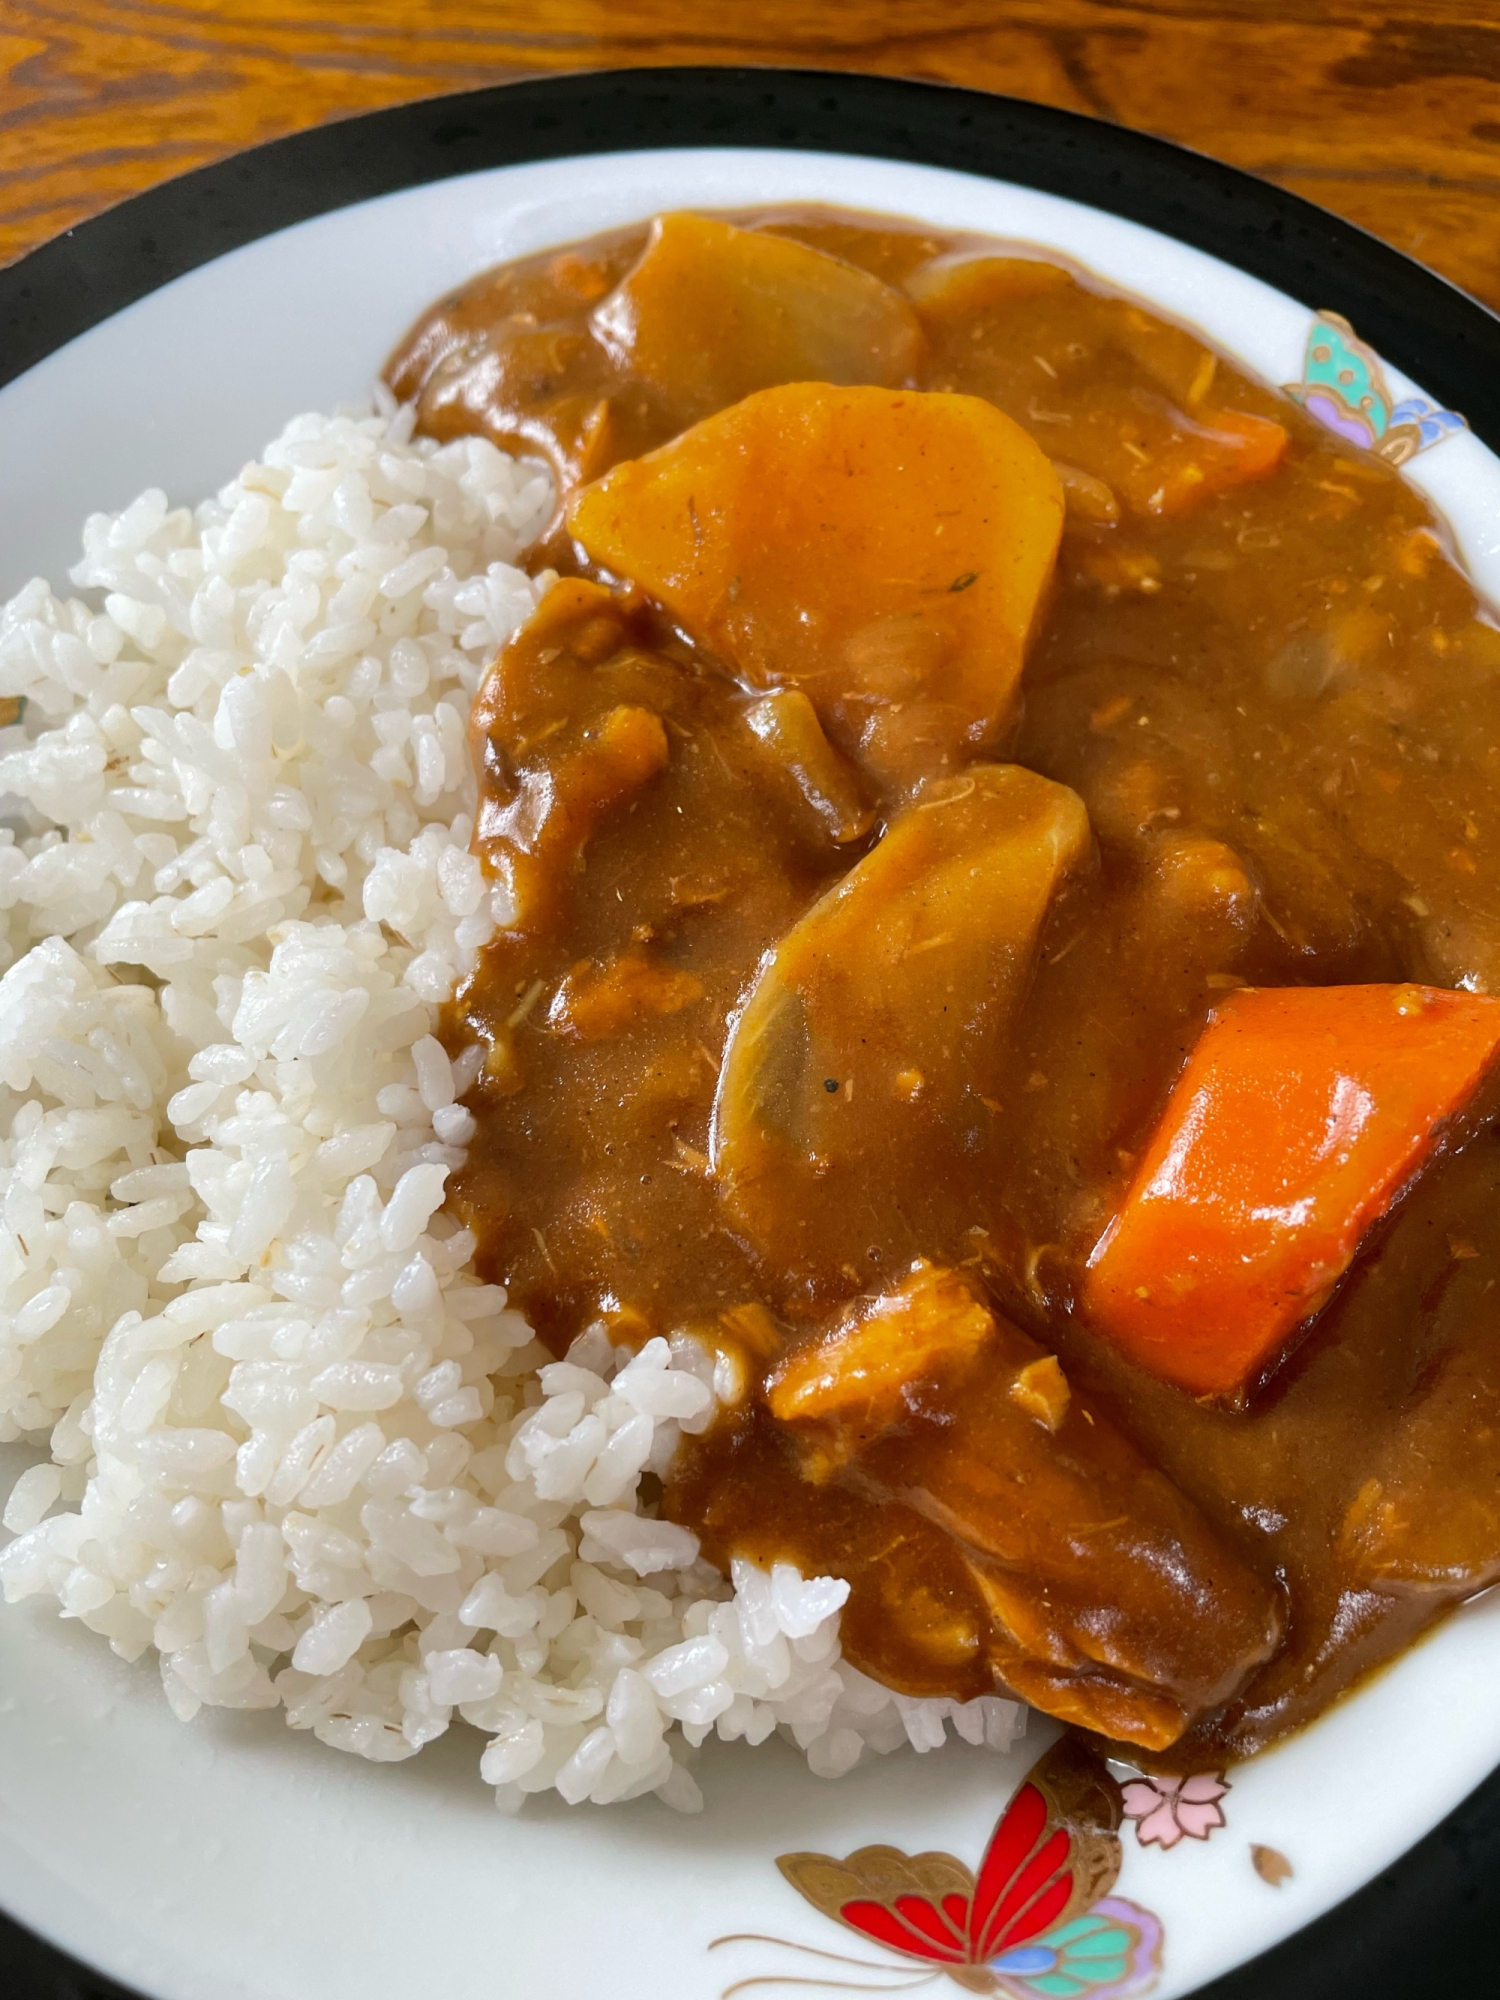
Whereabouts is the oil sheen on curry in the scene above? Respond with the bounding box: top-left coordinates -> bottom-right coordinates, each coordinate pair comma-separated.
387,207 -> 1500,1768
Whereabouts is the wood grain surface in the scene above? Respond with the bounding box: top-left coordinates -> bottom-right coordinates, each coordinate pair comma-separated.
3,2 -> 1500,311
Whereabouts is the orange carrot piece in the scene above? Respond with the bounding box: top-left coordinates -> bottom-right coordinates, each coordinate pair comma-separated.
1084,984 -> 1500,1400
1123,408 -> 1287,517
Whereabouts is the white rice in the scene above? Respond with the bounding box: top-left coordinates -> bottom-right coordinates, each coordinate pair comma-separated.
0,394 -> 1024,1809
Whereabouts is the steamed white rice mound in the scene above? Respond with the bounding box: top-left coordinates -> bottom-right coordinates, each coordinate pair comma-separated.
0,395 -> 1023,1810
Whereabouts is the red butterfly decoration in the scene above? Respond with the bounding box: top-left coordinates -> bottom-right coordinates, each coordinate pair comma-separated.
776,1739 -> 1123,1993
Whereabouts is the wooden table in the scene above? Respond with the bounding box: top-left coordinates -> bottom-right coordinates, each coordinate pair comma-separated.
3,1 -> 1500,312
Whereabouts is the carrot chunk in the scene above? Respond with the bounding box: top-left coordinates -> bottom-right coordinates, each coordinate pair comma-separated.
548,952 -> 704,1042
1121,408 -> 1288,518
1084,984 -> 1500,1399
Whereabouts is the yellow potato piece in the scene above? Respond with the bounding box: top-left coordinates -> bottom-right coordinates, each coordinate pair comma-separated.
904,252 -> 1077,316
591,212 -> 924,423
710,763 -> 1091,1272
568,383 -> 1065,798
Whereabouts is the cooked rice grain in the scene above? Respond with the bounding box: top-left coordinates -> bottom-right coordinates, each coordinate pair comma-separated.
0,397 -> 1023,1808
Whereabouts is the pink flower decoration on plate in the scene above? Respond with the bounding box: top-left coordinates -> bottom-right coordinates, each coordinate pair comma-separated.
1120,1771 -> 1229,1850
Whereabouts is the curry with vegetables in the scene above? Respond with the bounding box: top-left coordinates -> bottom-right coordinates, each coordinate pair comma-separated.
388,207 -> 1500,1769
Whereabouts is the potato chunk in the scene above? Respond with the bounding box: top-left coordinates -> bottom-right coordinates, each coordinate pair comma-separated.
905,252 -> 1077,314
591,212 -> 924,424
711,764 -> 1090,1279
568,383 -> 1065,797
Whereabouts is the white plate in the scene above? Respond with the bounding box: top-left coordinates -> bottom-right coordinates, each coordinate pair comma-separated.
3,138 -> 1498,2000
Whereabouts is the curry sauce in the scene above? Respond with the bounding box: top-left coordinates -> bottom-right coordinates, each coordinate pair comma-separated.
387,207 -> 1500,1766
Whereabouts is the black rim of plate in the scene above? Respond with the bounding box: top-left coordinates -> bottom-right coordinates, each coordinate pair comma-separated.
2,64 -> 1499,2000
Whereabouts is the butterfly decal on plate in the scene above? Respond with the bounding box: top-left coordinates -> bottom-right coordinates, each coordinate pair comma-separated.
747,1739 -> 1162,1998
1285,310 -> 1466,465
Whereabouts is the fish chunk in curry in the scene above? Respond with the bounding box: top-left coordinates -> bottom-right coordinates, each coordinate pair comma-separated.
387,206 -> 1500,1767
